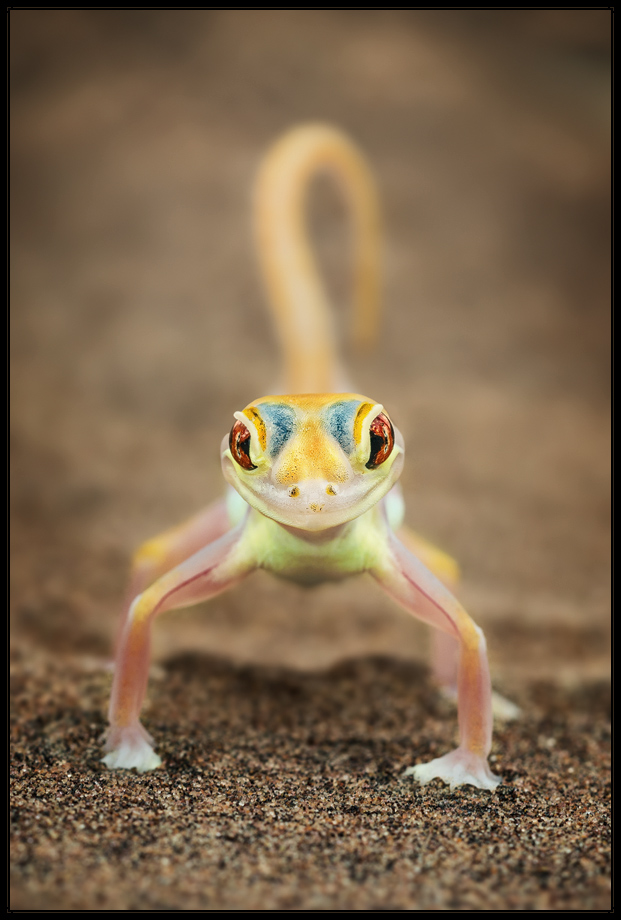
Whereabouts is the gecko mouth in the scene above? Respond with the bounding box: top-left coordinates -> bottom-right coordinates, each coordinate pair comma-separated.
264,475 -> 397,530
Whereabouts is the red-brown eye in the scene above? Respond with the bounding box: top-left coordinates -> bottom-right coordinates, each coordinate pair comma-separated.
229,419 -> 257,471
365,412 -> 394,469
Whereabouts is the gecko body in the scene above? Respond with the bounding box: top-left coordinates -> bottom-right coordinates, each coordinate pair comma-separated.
103,125 -> 503,791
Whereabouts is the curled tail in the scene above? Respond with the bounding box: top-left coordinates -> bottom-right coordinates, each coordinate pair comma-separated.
253,124 -> 381,394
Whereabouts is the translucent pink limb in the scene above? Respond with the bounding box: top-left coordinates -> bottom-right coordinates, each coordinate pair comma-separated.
372,530 -> 500,791
103,522 -> 253,772
396,523 -> 461,690
431,628 -> 460,690
397,523 -> 520,722
116,498 -> 234,650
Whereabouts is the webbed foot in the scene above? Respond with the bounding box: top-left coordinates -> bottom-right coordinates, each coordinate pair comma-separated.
404,747 -> 501,791
102,723 -> 162,773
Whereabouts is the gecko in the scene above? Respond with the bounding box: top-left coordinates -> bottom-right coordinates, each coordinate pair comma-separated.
102,124 -> 504,791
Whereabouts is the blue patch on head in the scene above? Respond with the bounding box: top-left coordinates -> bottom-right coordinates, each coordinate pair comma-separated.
324,401 -> 359,455
259,404 -> 296,457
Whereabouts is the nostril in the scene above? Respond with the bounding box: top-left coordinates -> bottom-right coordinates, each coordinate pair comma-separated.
326,484 -> 337,496
289,486 -> 300,498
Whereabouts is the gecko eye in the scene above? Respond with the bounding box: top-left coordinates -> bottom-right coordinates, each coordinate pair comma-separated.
365,412 -> 394,469
229,420 -> 257,471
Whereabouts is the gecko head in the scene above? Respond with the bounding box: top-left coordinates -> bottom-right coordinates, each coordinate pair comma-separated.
221,393 -> 404,531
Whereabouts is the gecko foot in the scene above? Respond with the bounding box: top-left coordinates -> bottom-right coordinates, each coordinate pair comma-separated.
102,723 -> 162,773
404,747 -> 501,791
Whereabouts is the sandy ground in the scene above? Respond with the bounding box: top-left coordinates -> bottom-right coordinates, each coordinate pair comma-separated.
11,10 -> 610,910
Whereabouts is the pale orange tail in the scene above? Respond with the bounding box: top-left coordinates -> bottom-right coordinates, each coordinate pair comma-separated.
253,124 -> 381,394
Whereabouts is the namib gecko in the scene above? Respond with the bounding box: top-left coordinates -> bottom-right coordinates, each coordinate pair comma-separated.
102,124 -> 515,791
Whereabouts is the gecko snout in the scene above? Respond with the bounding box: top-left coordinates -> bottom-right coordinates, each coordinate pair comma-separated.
287,481 -> 340,508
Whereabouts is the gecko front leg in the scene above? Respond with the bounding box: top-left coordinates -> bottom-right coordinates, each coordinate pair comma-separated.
103,520 -> 254,772
116,497 -> 234,647
396,523 -> 520,722
372,528 -> 500,791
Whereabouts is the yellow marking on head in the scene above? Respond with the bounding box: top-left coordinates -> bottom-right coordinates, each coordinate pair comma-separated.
274,421 -> 350,484
353,402 -> 376,445
243,406 -> 267,451
253,392 -> 367,410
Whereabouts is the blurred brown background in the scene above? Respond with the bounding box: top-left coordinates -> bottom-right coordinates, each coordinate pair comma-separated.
11,10 -> 610,910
